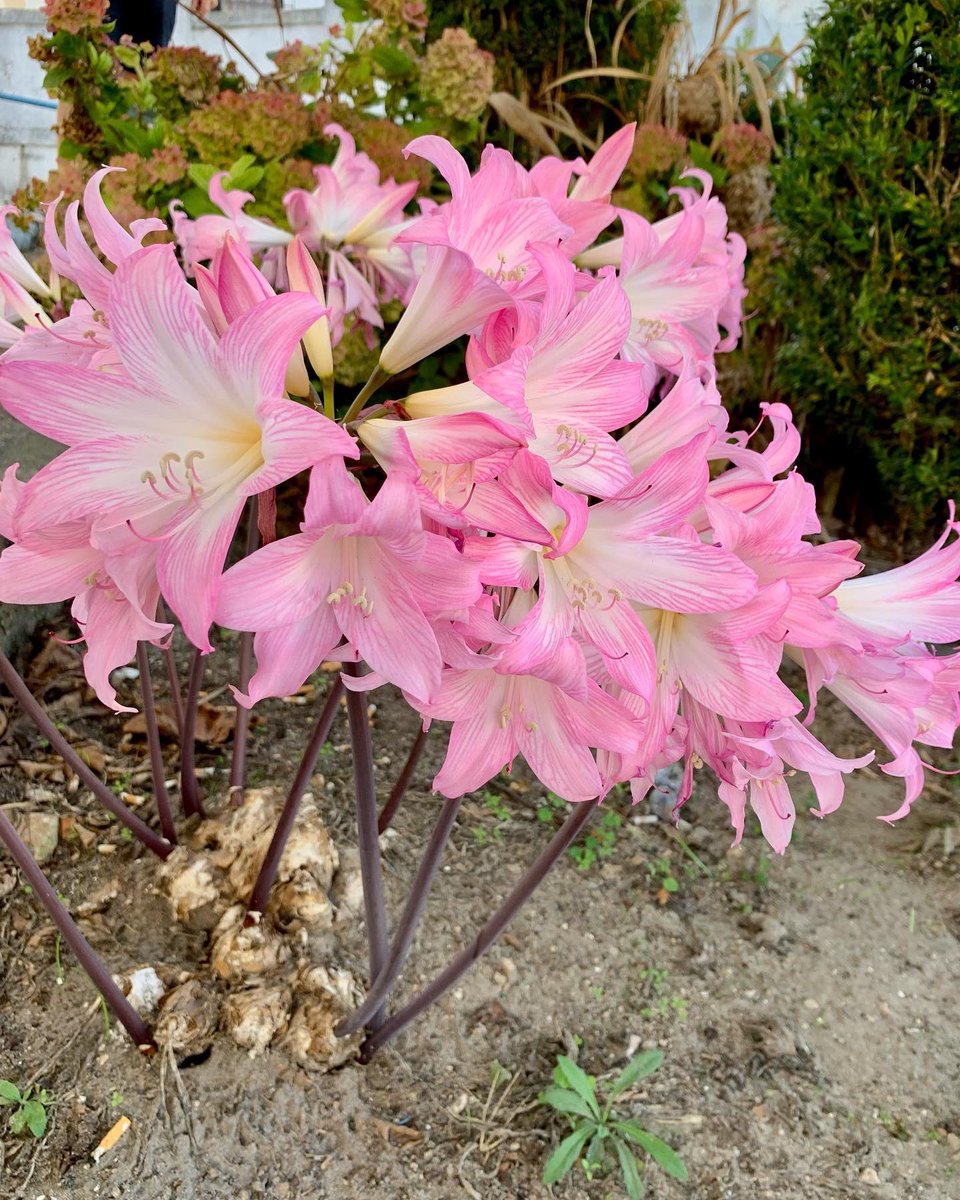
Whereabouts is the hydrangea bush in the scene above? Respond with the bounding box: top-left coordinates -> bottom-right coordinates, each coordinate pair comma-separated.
0,123 -> 958,1058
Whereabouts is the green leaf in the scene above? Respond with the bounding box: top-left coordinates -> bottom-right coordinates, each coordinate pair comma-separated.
114,44 -> 141,69
371,44 -> 415,80
538,1086 -> 596,1120
542,1125 -> 593,1186
226,154 -> 257,184
612,1123 -> 687,1181
614,1137 -> 646,1200
553,1056 -> 601,1120
0,1080 -> 21,1104
187,163 -> 217,191
56,138 -> 86,160
23,1100 -> 47,1139
9,1107 -> 27,1135
42,66 -> 73,91
610,1050 -> 664,1096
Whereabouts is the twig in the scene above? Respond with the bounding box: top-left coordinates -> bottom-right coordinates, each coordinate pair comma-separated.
175,1 -> 264,80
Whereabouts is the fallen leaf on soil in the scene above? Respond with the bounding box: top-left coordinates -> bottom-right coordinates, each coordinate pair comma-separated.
370,1118 -> 423,1146
194,702 -> 237,744
17,759 -> 62,781
76,744 -> 107,773
122,704 -> 180,741
60,816 -> 97,849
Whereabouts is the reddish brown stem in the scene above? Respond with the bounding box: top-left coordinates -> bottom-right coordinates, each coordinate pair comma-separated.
229,499 -> 260,805
0,808 -> 155,1051
343,663 -> 389,1031
136,643 -> 177,846
358,801 -> 595,1061
0,648 -> 171,859
245,678 -> 344,922
378,725 -> 428,834
180,649 -> 205,819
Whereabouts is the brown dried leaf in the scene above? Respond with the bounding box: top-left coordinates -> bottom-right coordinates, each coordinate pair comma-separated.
370,1118 -> 423,1146
122,704 -> 179,740
194,703 -> 236,745
77,744 -> 107,774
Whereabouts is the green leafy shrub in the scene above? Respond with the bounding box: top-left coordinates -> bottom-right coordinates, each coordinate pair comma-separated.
771,0 -> 960,538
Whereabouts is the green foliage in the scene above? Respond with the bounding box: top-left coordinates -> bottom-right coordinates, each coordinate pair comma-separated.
427,0 -> 681,158
0,1080 -> 53,1139
539,1050 -> 686,1197
19,1 -> 484,230
771,0 -> 960,537
537,794 -> 624,869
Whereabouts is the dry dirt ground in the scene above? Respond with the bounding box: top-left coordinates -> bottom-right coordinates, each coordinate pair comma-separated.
0,637 -> 958,1200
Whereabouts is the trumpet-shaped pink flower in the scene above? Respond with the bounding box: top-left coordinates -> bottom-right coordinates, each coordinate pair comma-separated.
172,173 -> 292,273
833,504 -> 960,645
617,208 -> 732,373
717,715 -> 874,853
284,124 -> 418,251
215,463 -> 481,704
0,244 -> 355,651
403,248 -> 649,496
416,599 -> 640,802
45,168 -> 166,311
1,207 -> 51,298
527,123 -> 636,255
0,467 -> 170,711
468,446 -> 759,695
378,137 -> 572,373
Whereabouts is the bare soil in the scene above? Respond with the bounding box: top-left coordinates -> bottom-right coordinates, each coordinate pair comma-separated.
0,634 -> 959,1200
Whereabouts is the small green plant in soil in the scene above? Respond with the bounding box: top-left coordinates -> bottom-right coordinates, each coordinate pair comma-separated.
0,1080 -> 53,1138
539,1050 -> 687,1198
538,795 -> 624,869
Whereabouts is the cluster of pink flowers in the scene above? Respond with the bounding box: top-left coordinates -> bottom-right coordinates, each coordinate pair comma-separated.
172,123 -> 417,349
1,125 -> 958,854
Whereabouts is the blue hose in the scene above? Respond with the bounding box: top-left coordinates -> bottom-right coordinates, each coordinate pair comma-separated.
0,91 -> 58,111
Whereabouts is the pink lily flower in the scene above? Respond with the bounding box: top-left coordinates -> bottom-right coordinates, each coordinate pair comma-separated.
0,244 -> 356,651
415,597 -> 640,802
377,136 -> 573,375
0,207 -> 52,298
705,473 -> 864,650
215,463 -> 481,705
404,248 -> 649,496
527,123 -> 636,255
718,716 -> 874,853
45,167 -> 166,311
0,466 -> 170,712
194,235 -> 311,396
833,504 -> 960,645
284,124 -> 418,251
171,173 -> 292,273
616,208 -> 732,374
467,446 -> 759,695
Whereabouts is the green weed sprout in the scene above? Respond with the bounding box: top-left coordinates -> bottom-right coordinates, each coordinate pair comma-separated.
539,1050 -> 686,1197
0,1080 -> 53,1138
